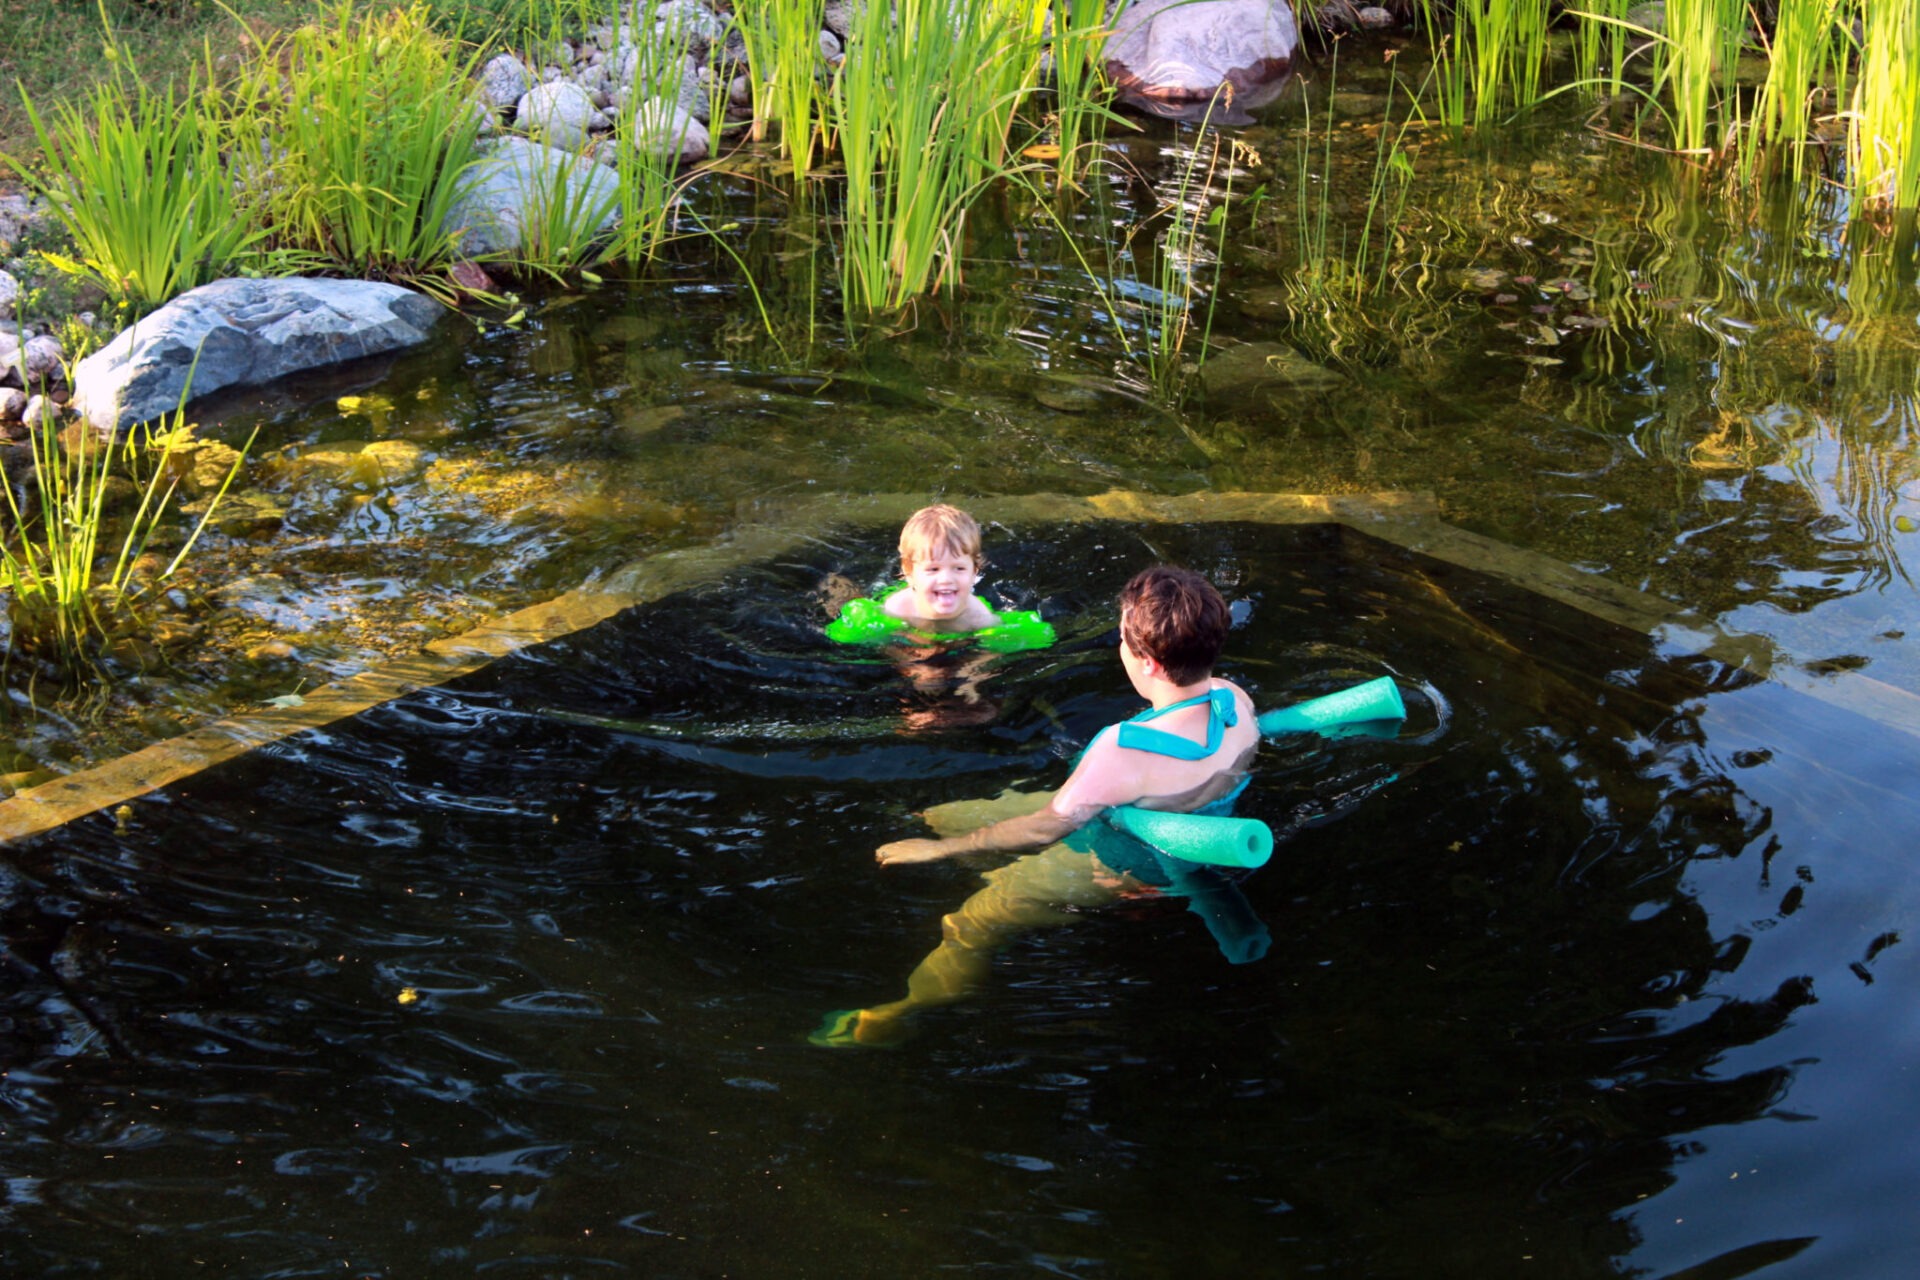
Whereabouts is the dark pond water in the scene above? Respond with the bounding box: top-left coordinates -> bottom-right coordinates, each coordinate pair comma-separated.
6,521 -> 1920,1277
8,43 -> 1920,1279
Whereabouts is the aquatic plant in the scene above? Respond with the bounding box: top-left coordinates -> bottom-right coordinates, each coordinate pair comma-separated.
1045,0 -> 1123,191
1744,0 -> 1849,184
506,145 -> 628,279
1415,0 -> 1554,128
831,0 -> 1047,310
5,55 -> 264,312
1845,4 -> 1920,212
0,396 -> 253,664
731,0 -> 832,176
1567,0 -> 1634,102
231,3 -> 487,286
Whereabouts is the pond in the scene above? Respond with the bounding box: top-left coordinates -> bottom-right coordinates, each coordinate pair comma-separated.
5,47 -> 1920,1278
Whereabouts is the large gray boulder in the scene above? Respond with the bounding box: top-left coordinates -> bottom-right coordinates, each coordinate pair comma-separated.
444,137 -> 622,257
70,278 -> 443,434
1105,0 -> 1299,121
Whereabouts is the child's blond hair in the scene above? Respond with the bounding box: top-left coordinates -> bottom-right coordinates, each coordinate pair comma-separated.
898,504 -> 984,572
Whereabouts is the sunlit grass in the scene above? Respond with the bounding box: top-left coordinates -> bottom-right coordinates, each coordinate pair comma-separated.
230,3 -> 487,286
831,0 -> 1045,312
0,390 -> 254,665
1845,5 -> 1920,212
5,56 -> 265,312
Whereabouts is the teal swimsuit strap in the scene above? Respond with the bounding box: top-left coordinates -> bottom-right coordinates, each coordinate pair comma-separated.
1113,686 -> 1237,760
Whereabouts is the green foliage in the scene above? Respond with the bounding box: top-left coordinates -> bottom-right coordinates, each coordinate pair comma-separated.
0,404 -> 254,664
5,57 -> 266,311
1417,0 -> 1554,128
832,0 -> 1045,312
231,2 -> 486,283
1846,5 -> 1920,211
731,0 -> 832,177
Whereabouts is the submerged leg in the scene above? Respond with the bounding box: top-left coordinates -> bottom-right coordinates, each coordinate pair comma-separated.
818,845 -> 1128,1047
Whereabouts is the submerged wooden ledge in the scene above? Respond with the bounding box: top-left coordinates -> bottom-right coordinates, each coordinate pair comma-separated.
5,488 -> 1917,845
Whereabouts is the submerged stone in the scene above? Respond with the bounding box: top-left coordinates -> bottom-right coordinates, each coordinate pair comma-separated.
1196,341 -> 1345,398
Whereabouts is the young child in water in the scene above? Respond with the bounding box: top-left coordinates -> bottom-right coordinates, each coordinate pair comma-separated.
813,565 -> 1261,1046
884,503 -> 1001,633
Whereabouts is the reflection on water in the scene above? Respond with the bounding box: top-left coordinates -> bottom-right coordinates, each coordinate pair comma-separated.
6,60 -> 1920,777
4,523 -> 1918,1275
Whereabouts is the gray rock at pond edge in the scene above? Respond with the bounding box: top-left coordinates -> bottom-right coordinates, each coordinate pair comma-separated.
478,53 -> 533,111
20,334 -> 64,385
1105,0 -> 1299,121
514,80 -> 611,150
0,269 -> 18,319
444,137 -> 622,257
640,0 -> 728,57
631,99 -> 711,166
20,394 -> 61,428
0,387 -> 24,422
70,278 -> 444,435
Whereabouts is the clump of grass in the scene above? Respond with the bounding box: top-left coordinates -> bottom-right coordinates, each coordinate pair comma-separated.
1844,5 -> 1920,212
1416,0 -> 1554,129
0,396 -> 253,665
832,0 -> 1046,311
732,0 -> 832,176
5,54 -> 265,312
230,2 -> 487,286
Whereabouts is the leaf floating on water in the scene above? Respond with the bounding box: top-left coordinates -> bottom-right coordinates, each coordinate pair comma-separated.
397,987 -> 420,1006
1533,323 -> 1562,346
1898,516 -> 1917,533
1519,355 -> 1565,367
264,693 -> 306,709
1023,143 -> 1062,160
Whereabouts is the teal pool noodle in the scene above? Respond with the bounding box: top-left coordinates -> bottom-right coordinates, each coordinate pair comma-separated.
1108,807 -> 1274,869
1257,675 -> 1406,737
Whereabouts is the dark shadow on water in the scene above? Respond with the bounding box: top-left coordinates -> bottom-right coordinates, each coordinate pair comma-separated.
0,521 -> 1913,1276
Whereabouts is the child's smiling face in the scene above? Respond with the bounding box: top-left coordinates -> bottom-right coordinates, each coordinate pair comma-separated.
902,545 -> 981,621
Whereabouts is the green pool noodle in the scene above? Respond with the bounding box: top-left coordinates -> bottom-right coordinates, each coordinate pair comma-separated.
1107,807 -> 1274,869
1257,675 -> 1406,737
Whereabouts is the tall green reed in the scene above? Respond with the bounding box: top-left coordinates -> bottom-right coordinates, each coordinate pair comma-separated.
732,0 -> 831,176
0,398 -> 253,663
831,0 -> 1046,311
1846,4 -> 1920,212
1650,0 -> 1748,157
1416,0 -> 1553,128
233,2 -> 487,285
1741,0 -> 1849,185
1568,0 -> 1633,101
6,47 -> 265,312
1045,0 -> 1120,190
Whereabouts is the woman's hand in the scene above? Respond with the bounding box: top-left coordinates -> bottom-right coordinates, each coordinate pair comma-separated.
876,838 -> 952,866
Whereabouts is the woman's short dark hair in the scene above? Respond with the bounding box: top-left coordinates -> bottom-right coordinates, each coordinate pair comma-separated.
1119,566 -> 1229,685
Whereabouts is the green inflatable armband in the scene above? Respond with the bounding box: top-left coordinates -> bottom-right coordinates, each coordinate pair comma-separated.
1103,678 -> 1408,868
825,592 -> 1055,652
